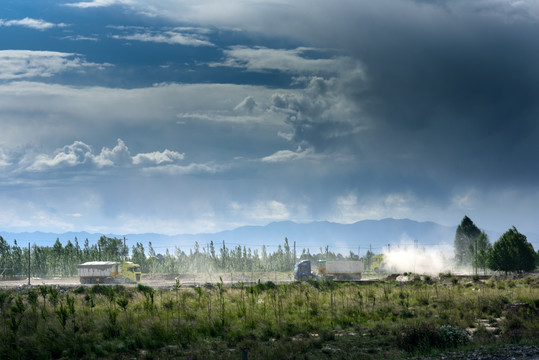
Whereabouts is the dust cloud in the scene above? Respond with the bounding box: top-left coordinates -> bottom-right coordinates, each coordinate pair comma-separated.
382,243 -> 456,275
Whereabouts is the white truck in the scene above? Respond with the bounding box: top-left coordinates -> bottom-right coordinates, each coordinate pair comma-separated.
77,261 -> 142,284
294,259 -> 364,281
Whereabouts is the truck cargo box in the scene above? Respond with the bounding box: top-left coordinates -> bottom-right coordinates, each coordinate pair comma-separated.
77,261 -> 121,278
324,261 -> 364,274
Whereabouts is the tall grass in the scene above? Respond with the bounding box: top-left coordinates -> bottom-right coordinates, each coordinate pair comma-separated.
0,275 -> 537,359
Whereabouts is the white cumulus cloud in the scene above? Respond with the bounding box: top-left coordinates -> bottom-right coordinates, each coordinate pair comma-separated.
27,141 -> 94,171
24,139 -> 187,172
0,17 -> 66,31
111,29 -> 213,47
61,35 -> 99,41
65,0 -> 131,8
93,139 -> 132,168
261,146 -> 316,163
133,149 -> 185,166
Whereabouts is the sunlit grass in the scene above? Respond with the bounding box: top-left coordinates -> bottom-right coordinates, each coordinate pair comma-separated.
0,275 -> 537,359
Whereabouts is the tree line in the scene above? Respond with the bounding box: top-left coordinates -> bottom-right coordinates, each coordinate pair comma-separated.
0,236 -> 127,278
0,235 -> 352,279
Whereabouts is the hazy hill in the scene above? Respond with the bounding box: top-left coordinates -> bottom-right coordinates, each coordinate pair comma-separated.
4,218 -> 538,256
0,218 -> 461,255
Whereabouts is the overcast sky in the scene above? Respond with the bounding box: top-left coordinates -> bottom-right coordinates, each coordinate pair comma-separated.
1,0 -> 538,237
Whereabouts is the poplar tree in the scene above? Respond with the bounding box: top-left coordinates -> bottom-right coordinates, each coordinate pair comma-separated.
454,216 -> 481,267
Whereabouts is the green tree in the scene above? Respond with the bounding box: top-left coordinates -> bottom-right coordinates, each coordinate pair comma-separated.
164,248 -> 175,273
131,242 -> 148,273
209,241 -> 217,268
74,238 -> 83,265
98,236 -> 124,261
32,244 -> 48,278
147,241 -> 157,272
261,245 -> 268,270
454,216 -> 481,267
64,240 -> 76,276
363,250 -> 374,271
83,238 -> 92,261
0,236 -> 15,277
11,240 -> 23,276
472,231 -> 491,275
220,241 -> 229,271
487,227 -> 536,275
52,238 -> 64,276
284,237 -> 291,268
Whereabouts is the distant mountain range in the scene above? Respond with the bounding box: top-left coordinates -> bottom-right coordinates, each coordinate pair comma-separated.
1,218 -> 537,255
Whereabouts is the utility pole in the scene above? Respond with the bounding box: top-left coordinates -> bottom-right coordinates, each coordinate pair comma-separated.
28,242 -> 31,286
123,236 -> 127,262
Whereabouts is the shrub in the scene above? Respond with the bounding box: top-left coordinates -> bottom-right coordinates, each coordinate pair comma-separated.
117,297 -> 129,311
397,321 -> 440,353
500,310 -> 535,343
472,325 -> 496,345
73,286 -> 86,295
91,284 -> 112,296
416,293 -> 430,306
501,315 -> 525,343
398,322 -> 470,354
437,325 -> 470,348
477,295 -> 507,317
256,281 -> 277,292
137,284 -> 155,312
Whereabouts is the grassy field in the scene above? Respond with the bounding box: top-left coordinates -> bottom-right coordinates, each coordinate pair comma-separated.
0,274 -> 537,359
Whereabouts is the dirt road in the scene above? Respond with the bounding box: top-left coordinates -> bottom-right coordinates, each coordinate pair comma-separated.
0,272 -> 295,291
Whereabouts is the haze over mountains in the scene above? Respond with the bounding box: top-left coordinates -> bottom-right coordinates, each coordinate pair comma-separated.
4,218 -> 534,256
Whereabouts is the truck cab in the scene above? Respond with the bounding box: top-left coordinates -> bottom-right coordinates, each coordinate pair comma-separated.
121,261 -> 141,282
294,260 -> 315,281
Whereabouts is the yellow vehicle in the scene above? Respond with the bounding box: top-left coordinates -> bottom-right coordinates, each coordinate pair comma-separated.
77,261 -> 142,284
370,254 -> 385,273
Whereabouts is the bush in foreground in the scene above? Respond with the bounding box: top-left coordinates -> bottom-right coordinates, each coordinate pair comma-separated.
398,322 -> 470,354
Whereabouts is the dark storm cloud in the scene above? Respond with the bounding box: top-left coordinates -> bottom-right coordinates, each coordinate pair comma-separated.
280,0 -> 539,186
